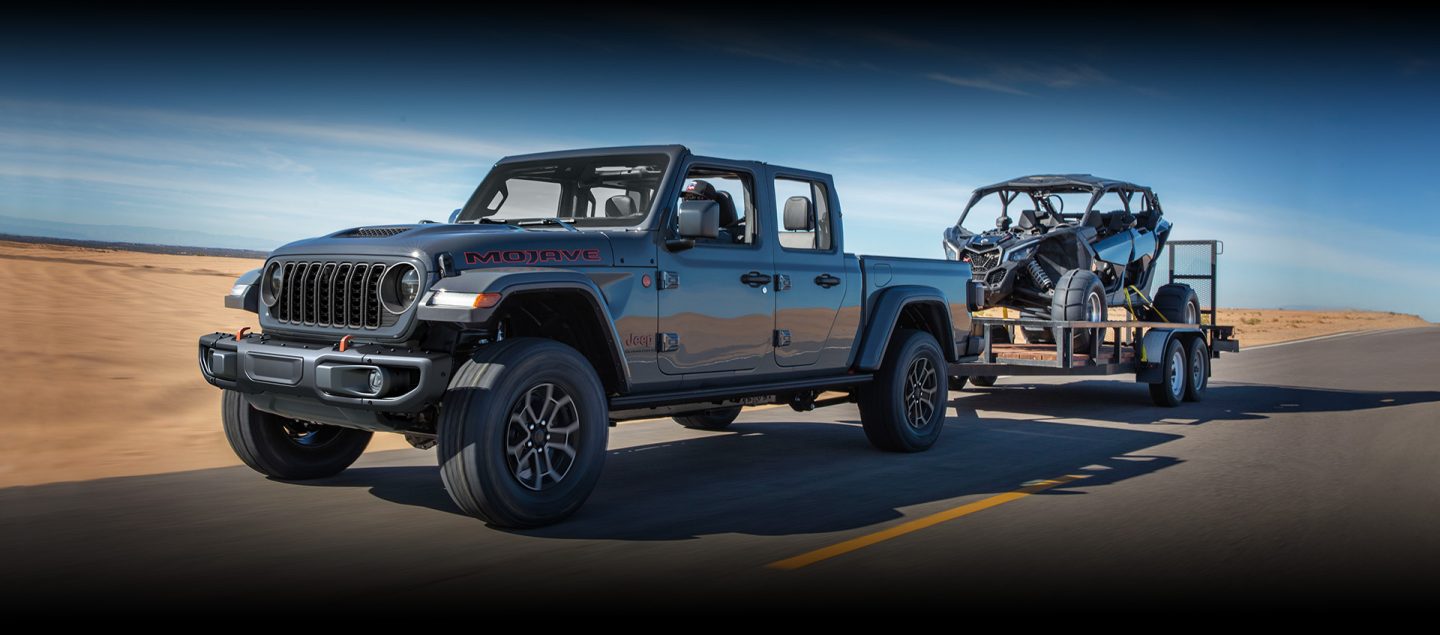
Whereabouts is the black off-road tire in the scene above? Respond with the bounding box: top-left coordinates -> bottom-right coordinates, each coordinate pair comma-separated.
1050,270 -> 1107,352
969,375 -> 998,387
222,390 -> 372,480
1148,338 -> 1188,407
1184,338 -> 1210,402
1021,326 -> 1054,344
1150,284 -> 1201,325
857,329 -> 947,453
437,338 -> 609,528
673,406 -> 743,430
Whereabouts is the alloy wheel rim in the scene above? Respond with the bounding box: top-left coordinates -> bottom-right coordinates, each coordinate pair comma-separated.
903,356 -> 939,429
505,382 -> 580,491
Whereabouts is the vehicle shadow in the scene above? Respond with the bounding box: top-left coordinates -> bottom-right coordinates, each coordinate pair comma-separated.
326,414 -> 1183,540
950,381 -> 1440,426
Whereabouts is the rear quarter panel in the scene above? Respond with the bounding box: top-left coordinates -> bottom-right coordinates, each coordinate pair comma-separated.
858,255 -> 972,357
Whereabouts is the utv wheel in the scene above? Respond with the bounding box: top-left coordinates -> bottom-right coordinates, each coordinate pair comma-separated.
437,338 -> 608,528
1184,338 -> 1209,402
1151,283 -> 1201,324
858,329 -> 947,453
948,375 -> 968,391
969,375 -> 998,387
673,406 -> 743,430
1021,326 -> 1054,345
1051,270 -> 1106,352
1148,338 -> 1187,407
222,390 -> 372,480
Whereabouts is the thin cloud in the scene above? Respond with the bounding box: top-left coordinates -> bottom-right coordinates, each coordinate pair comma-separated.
925,72 -> 1032,96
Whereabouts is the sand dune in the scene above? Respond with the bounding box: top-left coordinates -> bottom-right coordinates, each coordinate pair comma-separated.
0,240 -> 1431,487
0,241 -> 411,487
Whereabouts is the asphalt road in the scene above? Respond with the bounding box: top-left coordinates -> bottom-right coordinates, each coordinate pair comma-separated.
3,328 -> 1438,611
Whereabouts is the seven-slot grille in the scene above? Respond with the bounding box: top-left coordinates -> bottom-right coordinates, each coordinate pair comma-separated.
272,261 -> 389,329
966,248 -> 1001,271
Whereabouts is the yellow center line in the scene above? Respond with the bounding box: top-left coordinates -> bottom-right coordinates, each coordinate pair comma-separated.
765,474 -> 1091,571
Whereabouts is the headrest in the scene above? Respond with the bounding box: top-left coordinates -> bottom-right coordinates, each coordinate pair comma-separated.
783,196 -> 814,231
1017,209 -> 1040,230
682,180 -> 716,200
604,195 -> 637,218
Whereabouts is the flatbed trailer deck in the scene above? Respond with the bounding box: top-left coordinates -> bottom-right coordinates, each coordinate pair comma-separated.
948,239 -> 1238,406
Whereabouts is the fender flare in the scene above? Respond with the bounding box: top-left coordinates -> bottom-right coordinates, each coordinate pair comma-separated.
417,268 -> 630,391
1134,328 -> 1203,384
853,285 -> 959,372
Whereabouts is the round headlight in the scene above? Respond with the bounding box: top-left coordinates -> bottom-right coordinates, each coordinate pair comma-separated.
380,264 -> 422,314
261,262 -> 284,306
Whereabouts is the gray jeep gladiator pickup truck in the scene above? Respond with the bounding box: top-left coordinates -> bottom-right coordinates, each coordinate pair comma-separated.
200,145 -> 981,527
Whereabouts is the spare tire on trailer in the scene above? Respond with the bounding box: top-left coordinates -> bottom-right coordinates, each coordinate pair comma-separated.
1150,284 -> 1201,324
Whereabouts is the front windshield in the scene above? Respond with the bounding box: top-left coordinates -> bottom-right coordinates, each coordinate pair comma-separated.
957,190 -> 1094,234
458,154 -> 669,227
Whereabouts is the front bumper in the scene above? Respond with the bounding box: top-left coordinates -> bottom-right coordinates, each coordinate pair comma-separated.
198,332 -> 452,414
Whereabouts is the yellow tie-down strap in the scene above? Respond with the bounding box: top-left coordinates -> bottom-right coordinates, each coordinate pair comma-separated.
1123,286 -> 1166,363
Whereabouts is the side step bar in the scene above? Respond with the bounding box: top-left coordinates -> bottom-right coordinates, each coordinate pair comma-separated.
608,374 -> 871,410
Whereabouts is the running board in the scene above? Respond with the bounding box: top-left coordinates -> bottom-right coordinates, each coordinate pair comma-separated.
608,374 -> 871,410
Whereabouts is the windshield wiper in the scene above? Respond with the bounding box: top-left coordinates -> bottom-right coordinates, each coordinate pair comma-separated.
457,217 -> 509,225
513,218 -> 579,232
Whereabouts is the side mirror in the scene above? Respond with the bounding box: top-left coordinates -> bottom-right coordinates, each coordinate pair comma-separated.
447,208 -> 463,224
677,200 -> 719,239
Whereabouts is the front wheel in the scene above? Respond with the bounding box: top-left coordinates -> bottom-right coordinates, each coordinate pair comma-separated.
437,338 -> 609,528
222,390 -> 372,480
857,329 -> 947,452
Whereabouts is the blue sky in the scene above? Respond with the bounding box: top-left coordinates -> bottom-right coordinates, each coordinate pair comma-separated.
2,12 -> 1438,319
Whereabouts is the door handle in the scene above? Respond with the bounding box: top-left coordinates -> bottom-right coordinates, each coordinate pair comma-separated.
815,273 -> 841,288
740,271 -> 773,287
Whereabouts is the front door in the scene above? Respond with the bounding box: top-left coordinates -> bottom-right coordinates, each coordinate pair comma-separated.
656,162 -> 775,375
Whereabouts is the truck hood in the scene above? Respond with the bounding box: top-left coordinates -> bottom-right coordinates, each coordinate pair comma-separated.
269,223 -> 620,270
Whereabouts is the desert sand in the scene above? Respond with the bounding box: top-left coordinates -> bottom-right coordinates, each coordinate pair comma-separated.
1,240 -> 1432,487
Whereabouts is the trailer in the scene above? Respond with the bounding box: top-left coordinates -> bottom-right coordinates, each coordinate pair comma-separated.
948,240 -> 1239,406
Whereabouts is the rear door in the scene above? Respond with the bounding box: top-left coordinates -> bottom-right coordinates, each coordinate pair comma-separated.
770,170 -> 846,367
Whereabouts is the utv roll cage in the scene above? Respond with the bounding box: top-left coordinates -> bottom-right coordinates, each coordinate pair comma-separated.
957,174 -> 1162,229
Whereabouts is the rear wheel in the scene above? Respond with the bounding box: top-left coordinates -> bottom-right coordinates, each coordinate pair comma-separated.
437,338 -> 608,528
222,390 -> 372,480
1184,338 -> 1209,402
673,406 -> 743,430
1150,284 -> 1201,325
1051,270 -> 1106,351
857,329 -> 947,452
1148,339 -> 1187,407
968,375 -> 997,387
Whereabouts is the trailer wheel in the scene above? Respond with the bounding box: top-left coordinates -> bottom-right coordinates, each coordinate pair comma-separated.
969,375 -> 998,387
858,329 -> 947,452
222,390 -> 372,480
673,406 -> 742,430
1148,338 -> 1187,407
1184,338 -> 1209,402
437,338 -> 608,528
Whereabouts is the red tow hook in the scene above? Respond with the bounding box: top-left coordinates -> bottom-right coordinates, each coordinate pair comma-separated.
338,334 -> 353,353
235,326 -> 250,342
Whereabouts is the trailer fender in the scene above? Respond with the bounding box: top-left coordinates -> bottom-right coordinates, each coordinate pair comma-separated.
1135,329 -> 1203,384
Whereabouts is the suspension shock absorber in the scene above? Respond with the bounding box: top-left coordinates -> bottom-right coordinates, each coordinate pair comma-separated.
1026,260 -> 1054,291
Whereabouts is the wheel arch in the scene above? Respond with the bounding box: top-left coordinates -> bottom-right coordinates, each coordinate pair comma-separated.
855,285 -> 959,371
418,269 -> 630,394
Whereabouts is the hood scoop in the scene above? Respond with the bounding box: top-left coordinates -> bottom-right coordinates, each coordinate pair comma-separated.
339,225 -> 416,238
